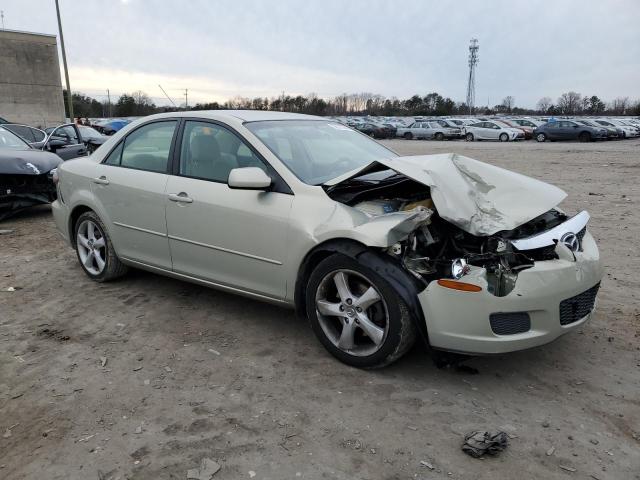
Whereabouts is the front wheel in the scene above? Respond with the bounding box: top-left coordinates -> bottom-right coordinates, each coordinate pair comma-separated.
536,133 -> 547,142
74,211 -> 128,282
434,132 -> 444,141
499,133 -> 509,142
305,254 -> 416,368
403,132 -> 413,140
465,132 -> 474,142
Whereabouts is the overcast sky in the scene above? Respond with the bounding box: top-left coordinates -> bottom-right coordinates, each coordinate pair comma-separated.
2,0 -> 639,108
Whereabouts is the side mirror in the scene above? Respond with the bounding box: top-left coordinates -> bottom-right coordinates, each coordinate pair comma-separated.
228,167 -> 272,190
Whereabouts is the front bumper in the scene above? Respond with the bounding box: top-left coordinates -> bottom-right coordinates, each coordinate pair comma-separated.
418,231 -> 603,354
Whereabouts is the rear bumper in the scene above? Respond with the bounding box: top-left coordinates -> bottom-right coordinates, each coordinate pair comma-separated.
418,231 -> 603,354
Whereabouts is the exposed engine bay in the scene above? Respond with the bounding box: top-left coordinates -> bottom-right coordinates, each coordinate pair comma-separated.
326,167 -> 578,297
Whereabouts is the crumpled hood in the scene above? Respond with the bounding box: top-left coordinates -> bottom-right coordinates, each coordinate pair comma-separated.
326,153 -> 567,236
0,149 -> 62,175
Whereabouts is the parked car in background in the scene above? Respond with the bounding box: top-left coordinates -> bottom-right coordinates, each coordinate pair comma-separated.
497,119 -> 533,139
431,120 -> 465,139
511,118 -> 545,129
574,119 -> 620,139
0,116 -> 9,124
533,120 -> 608,142
94,119 -> 131,136
43,124 -> 89,159
355,123 -> 389,139
595,119 -> 639,138
463,121 -> 524,142
51,110 -> 602,368
2,124 -> 47,146
0,125 -> 62,220
78,126 -> 109,153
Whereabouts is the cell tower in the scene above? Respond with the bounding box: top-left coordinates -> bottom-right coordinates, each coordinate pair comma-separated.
465,38 -> 479,115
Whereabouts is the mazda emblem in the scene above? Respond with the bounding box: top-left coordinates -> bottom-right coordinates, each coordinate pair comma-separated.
560,232 -> 579,252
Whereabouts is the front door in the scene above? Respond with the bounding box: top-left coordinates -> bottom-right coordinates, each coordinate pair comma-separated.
46,124 -> 87,160
165,120 -> 292,300
91,120 -> 178,269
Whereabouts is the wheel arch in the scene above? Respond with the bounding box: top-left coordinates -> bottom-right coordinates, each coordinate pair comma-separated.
68,204 -> 95,248
294,238 -> 430,345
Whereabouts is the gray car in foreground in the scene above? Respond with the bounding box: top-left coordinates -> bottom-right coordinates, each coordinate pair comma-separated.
52,111 -> 603,368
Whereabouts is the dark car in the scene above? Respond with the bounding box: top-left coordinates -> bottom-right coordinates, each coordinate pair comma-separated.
2,124 -> 48,145
0,125 -> 62,220
45,124 -> 108,154
575,119 -> 620,140
355,123 -> 389,139
0,116 -> 9,124
533,120 -> 608,142
42,124 -> 89,160
94,119 -> 130,135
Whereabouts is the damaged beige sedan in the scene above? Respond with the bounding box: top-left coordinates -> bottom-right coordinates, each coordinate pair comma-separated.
51,111 -> 603,368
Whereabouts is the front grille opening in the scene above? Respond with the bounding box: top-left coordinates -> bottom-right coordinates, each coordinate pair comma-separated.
559,282 -> 600,326
490,312 -> 531,335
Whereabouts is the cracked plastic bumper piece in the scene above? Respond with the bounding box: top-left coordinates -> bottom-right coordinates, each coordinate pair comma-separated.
418,231 -> 603,354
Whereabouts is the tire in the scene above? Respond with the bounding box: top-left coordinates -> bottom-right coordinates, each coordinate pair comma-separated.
305,254 -> 416,369
579,132 -> 591,143
74,211 -> 128,282
434,132 -> 444,141
536,133 -> 547,142
403,132 -> 413,140
465,133 -> 474,142
499,133 -> 509,142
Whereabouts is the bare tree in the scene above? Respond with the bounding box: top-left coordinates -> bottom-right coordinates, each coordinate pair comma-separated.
536,97 -> 552,113
557,92 -> 582,115
501,96 -> 515,112
610,97 -> 629,115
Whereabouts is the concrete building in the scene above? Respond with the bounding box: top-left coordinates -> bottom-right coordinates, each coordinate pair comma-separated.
0,29 -> 65,127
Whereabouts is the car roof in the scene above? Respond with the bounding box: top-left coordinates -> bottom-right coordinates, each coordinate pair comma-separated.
137,110 -> 322,123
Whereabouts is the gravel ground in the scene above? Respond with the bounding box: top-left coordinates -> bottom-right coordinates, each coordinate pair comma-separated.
1,138 -> 639,480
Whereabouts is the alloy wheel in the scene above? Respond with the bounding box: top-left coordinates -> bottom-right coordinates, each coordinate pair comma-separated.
76,219 -> 107,275
314,269 -> 389,356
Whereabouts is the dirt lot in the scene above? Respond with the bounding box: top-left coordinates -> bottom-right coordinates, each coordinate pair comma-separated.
1,139 -> 639,480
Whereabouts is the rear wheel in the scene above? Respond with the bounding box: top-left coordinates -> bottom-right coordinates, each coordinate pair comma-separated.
536,133 -> 547,142
579,132 -> 591,143
305,254 -> 416,368
465,132 -> 474,142
403,132 -> 413,140
435,132 -> 445,141
499,133 -> 509,142
74,211 -> 128,282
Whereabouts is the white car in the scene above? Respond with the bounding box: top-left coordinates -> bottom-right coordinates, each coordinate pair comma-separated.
463,121 -> 524,142
396,121 -> 462,140
599,119 -> 640,138
511,118 -> 546,129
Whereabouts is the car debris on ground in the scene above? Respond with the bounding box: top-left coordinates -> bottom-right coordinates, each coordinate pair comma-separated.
461,431 -> 509,458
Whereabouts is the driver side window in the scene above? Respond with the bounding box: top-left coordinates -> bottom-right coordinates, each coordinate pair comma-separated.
179,121 -> 267,183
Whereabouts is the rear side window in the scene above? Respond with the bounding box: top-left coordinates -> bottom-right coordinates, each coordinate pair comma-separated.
120,121 -> 176,173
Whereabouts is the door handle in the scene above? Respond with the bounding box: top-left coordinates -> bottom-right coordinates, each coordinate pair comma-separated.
92,176 -> 109,185
168,192 -> 193,203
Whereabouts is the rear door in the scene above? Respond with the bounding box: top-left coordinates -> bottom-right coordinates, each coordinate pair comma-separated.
91,120 -> 178,269
164,120 -> 293,299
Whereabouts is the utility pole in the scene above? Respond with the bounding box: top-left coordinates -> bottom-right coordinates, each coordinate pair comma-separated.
465,38 -> 479,115
1,10 -> 5,29
55,0 -> 74,121
184,89 -> 188,110
158,85 -> 177,109
106,89 -> 111,117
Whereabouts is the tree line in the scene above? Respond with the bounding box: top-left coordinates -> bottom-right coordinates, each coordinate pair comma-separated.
64,89 -> 640,119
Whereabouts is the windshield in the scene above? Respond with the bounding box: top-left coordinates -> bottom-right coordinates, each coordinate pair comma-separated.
245,120 -> 397,185
0,126 -> 30,150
